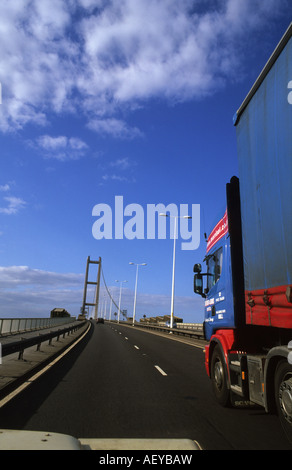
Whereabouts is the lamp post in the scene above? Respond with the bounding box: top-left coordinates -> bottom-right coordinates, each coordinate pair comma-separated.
129,262 -> 147,326
115,280 -> 127,323
109,294 -> 113,321
159,213 -> 192,329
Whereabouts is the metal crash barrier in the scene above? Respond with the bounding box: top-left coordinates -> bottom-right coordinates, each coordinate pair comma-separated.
1,321 -> 86,361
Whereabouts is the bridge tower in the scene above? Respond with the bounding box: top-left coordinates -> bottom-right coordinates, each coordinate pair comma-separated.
81,256 -> 101,320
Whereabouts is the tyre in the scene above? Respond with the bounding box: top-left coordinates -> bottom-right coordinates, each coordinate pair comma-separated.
210,345 -> 231,407
274,360 -> 292,445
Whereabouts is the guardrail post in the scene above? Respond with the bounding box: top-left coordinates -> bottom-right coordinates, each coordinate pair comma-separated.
48,332 -> 54,346
36,334 -> 42,351
18,338 -> 25,360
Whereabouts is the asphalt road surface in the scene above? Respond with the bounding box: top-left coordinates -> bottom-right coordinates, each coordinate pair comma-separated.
0,322 -> 291,450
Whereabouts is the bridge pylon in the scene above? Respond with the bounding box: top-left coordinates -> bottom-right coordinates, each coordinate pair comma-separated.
81,256 -> 101,320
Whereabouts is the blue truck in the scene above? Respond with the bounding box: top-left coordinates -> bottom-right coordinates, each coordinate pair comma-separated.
194,23 -> 292,443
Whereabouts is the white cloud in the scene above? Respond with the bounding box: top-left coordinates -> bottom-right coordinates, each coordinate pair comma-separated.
87,118 -> 143,140
37,135 -> 68,150
102,174 -> 130,182
101,157 -> 137,183
35,134 -> 88,160
69,137 -> 88,150
0,265 -> 83,287
0,0 -> 76,132
0,196 -> 26,215
0,265 -> 85,317
0,182 -> 26,215
0,0 -> 286,134
0,184 -> 10,192
110,157 -> 132,170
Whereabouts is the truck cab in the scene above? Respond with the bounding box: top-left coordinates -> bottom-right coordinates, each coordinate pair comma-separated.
194,215 -> 230,341
194,177 -> 245,342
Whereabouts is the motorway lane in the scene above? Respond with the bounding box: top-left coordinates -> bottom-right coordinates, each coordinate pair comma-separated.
0,321 -> 290,450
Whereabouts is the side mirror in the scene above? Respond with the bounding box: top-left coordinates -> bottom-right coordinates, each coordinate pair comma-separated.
194,273 -> 206,298
193,263 -> 202,273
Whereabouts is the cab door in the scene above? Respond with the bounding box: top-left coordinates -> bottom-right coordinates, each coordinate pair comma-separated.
204,241 -> 234,340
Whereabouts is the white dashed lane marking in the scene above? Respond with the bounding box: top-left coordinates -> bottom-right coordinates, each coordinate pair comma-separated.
154,365 -> 167,376
115,328 -> 168,377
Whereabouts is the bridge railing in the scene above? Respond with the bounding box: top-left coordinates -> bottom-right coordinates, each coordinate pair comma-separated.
107,320 -> 205,340
1,320 -> 87,361
0,317 -> 76,337
134,322 -> 204,339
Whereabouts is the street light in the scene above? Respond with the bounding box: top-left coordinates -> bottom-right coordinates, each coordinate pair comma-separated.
115,280 -> 128,323
109,291 -> 113,321
129,262 -> 147,326
104,298 -> 107,320
159,213 -> 192,330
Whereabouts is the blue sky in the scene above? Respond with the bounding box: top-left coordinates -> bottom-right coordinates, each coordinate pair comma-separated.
0,0 -> 291,322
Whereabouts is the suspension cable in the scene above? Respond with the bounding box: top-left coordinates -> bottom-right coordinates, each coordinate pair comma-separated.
101,264 -> 124,315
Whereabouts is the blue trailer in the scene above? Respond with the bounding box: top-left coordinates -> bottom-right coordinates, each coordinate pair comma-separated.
193,23 -> 292,443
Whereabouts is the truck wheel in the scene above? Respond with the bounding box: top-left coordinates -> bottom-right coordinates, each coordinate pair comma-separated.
274,361 -> 292,445
210,345 -> 231,407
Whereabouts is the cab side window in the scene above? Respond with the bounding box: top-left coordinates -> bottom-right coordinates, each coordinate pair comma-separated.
207,247 -> 223,291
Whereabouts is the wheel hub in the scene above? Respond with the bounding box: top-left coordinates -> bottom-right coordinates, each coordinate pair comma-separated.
279,377 -> 292,424
214,361 -> 224,391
